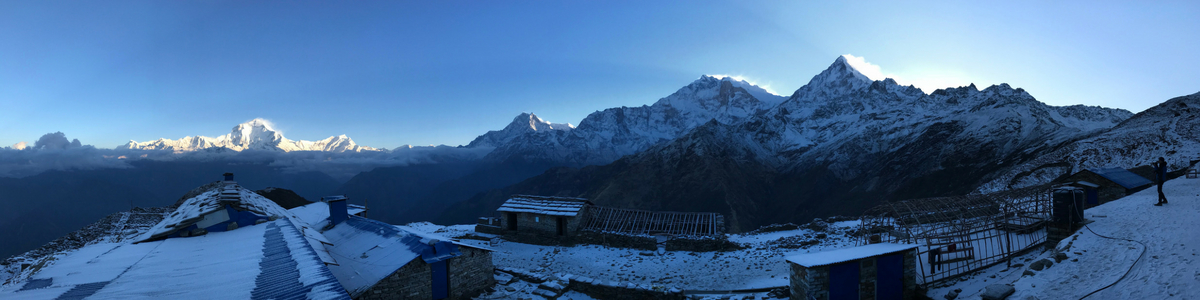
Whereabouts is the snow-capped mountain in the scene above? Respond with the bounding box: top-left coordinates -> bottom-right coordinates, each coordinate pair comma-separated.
978,91 -> 1200,192
118,118 -> 381,152
474,75 -> 786,165
466,113 -> 574,148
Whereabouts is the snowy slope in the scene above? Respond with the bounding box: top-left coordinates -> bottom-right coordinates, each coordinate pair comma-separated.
118,118 -> 381,152
932,176 -> 1200,299
978,91 -> 1200,192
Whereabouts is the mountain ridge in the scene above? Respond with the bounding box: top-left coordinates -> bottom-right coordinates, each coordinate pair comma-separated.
118,118 -> 381,152
438,56 -> 1140,231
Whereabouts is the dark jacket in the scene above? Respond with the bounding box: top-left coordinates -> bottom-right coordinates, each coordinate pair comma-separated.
1154,162 -> 1167,183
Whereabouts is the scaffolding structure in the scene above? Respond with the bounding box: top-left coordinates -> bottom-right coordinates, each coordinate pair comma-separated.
581,206 -> 723,237
856,184 -> 1052,285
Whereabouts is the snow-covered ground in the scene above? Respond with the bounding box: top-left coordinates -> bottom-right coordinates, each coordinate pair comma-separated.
930,177 -> 1200,299
401,220 -> 864,292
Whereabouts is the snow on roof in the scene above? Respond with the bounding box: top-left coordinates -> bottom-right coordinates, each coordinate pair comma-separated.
1088,167 -> 1154,189
321,216 -> 461,297
497,195 -> 592,217
133,182 -> 338,266
785,243 -> 919,268
135,181 -> 316,243
2,220 -> 349,300
289,202 -> 367,226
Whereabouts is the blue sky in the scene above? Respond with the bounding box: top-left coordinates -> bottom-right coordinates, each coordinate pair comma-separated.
2,1 -> 1197,149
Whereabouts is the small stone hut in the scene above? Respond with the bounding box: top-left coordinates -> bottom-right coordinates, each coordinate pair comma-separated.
1058,167 -> 1153,205
294,198 -> 495,300
489,195 -> 592,245
786,243 -> 919,300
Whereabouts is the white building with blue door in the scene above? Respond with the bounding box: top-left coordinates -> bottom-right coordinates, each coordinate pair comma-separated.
787,243 -> 919,300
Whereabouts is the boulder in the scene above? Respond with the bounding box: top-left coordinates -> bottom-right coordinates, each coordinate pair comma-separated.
1029,258 -> 1053,271
1053,252 -> 1069,262
980,284 -> 1015,300
944,290 -> 959,300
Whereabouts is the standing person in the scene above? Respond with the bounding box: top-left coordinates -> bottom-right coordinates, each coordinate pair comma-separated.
1154,157 -> 1169,206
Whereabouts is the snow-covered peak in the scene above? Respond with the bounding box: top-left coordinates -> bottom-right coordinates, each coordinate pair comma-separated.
831,55 -> 874,85
118,119 -> 381,152
782,56 -> 878,103
506,113 -> 574,132
228,119 -> 286,150
466,113 -> 574,148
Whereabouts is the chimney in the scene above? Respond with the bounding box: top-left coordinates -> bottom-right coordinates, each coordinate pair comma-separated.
223,172 -> 234,181
325,195 -> 348,226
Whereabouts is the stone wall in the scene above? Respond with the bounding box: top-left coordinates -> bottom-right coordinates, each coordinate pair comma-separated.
497,211 -> 583,245
902,249 -> 917,300
663,235 -> 743,252
358,259 -> 430,300
1046,223 -> 1079,251
474,224 -> 505,235
356,247 -> 495,300
575,230 -> 657,251
859,257 -> 878,300
790,264 -> 829,300
448,247 -> 495,299
568,278 -> 685,300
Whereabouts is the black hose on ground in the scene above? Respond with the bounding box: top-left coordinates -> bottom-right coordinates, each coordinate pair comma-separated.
1076,224 -> 1147,300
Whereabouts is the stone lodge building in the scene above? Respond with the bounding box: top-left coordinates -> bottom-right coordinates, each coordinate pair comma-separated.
786,243 -> 919,300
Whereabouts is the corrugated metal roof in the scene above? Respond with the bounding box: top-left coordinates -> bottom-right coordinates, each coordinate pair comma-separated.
321,217 -> 431,297
497,195 -> 592,217
251,222 -> 347,300
2,219 -> 350,300
1088,167 -> 1154,189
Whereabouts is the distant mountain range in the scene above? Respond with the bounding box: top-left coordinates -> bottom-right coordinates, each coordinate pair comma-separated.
436,56 -> 1142,231
118,118 -> 381,152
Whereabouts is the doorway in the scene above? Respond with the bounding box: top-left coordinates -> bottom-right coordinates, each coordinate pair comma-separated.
506,212 -> 517,230
431,260 -> 449,299
829,261 -> 860,299
876,254 -> 904,300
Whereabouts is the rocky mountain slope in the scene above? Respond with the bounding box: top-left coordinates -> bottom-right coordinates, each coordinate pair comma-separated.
979,91 -> 1200,191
